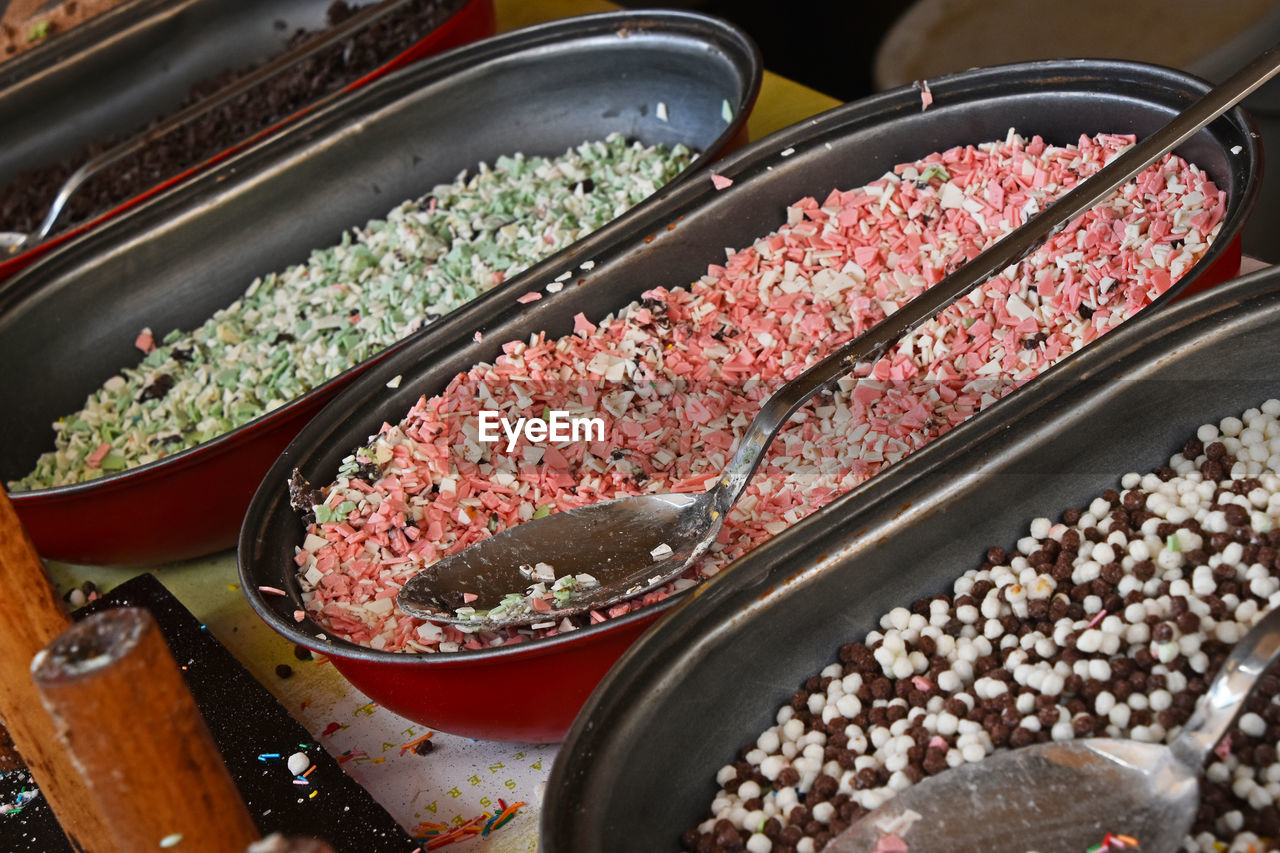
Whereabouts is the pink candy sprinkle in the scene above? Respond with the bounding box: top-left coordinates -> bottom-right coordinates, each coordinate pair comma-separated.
85,441 -> 112,470
710,173 -> 734,190
919,80 -> 932,112
874,833 -> 909,853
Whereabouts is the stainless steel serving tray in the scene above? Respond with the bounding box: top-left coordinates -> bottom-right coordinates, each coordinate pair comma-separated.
0,0 -> 493,281
542,267 -> 1280,851
0,0 -> 387,182
237,59 -> 1256,743
0,9 -> 762,565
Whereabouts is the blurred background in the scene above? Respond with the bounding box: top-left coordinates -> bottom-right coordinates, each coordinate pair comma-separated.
618,0 -> 1280,262
613,1 -> 910,102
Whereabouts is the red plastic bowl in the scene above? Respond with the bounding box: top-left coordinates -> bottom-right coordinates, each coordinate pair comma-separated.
329,612 -> 661,744
0,10 -> 762,565
239,58 -> 1259,742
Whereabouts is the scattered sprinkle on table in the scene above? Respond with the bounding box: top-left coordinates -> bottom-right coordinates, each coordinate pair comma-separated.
413,799 -> 525,849
286,751 -> 311,777
0,785 -> 39,816
399,732 -> 435,756
1085,832 -> 1140,851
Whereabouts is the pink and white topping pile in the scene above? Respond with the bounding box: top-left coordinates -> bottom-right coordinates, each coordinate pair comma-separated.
293,129 -> 1226,654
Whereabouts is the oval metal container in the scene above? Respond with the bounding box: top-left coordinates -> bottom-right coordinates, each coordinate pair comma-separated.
0,0 -> 455,181
238,59 -> 1259,743
541,266 -> 1280,851
0,0 -> 495,279
0,10 -> 762,565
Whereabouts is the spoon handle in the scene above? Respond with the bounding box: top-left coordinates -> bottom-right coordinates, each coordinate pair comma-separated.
712,42 -> 1280,513
1171,605 -> 1280,769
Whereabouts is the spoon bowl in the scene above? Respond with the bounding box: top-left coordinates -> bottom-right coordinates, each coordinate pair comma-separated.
397,492 -> 713,625
826,740 -> 1195,852
828,604 -> 1280,852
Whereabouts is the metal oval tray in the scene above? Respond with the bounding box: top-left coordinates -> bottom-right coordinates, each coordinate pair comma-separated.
1,0 -> 385,183
0,9 -> 762,565
0,0 -> 493,280
541,266 -> 1280,851
236,59 -> 1257,743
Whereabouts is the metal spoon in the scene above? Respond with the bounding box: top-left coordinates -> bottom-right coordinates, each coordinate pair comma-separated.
397,42 -> 1280,628
825,605 -> 1280,852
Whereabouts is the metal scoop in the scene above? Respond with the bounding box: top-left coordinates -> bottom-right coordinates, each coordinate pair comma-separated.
826,605 -> 1280,852
397,42 -> 1280,628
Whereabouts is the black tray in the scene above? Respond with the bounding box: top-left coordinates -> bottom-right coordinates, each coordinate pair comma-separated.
0,572 -> 416,852
541,267 -> 1280,850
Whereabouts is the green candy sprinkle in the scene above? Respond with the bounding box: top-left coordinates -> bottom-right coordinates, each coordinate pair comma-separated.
12,135 -> 694,491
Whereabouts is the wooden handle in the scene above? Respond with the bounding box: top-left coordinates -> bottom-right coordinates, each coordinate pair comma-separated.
32,607 -> 260,852
0,487 -> 120,851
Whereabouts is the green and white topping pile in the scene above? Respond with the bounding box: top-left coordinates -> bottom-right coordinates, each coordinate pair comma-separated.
12,134 -> 695,490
